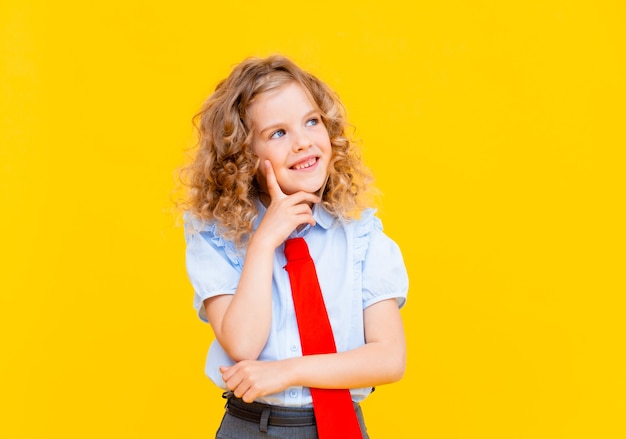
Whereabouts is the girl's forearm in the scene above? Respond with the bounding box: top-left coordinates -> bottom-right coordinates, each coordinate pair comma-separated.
282,339 -> 406,390
216,237 -> 276,361
285,298 -> 406,390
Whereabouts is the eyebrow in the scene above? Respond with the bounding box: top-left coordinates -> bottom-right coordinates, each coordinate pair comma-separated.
258,109 -> 320,136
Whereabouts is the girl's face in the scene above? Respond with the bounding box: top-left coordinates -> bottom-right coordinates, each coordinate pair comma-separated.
249,82 -> 332,197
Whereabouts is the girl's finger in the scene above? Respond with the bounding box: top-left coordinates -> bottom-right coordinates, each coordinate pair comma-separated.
264,161 -> 285,201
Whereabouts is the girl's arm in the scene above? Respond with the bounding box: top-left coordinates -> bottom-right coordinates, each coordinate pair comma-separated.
204,161 -> 319,362
220,298 -> 406,402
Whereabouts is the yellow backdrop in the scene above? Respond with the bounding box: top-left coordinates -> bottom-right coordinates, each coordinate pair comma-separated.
1,1 -> 624,438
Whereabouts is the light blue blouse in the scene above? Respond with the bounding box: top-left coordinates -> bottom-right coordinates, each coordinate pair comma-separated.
184,200 -> 408,407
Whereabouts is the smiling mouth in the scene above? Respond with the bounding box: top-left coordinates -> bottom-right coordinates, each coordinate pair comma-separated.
291,157 -> 318,170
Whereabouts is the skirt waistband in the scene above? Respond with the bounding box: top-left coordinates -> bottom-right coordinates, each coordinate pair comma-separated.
223,392 -> 317,428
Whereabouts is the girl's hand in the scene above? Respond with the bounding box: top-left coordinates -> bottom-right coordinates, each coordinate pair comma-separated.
220,360 -> 291,403
253,160 -> 320,249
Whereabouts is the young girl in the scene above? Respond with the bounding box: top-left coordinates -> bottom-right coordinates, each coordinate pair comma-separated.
183,55 -> 408,439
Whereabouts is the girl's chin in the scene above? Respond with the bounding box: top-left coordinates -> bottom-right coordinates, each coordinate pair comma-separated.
287,183 -> 325,195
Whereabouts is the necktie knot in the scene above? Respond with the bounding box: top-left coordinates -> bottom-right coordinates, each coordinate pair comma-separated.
284,237 -> 311,263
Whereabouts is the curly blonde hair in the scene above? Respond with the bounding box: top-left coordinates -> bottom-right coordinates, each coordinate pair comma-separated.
181,55 -> 374,246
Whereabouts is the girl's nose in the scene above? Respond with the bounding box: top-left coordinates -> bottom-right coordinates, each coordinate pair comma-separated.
293,130 -> 313,151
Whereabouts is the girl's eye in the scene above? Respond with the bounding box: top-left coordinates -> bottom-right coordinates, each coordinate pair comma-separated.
270,129 -> 286,139
305,118 -> 319,127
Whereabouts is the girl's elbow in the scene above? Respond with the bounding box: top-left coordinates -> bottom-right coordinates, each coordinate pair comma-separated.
386,350 -> 406,383
226,348 -> 262,363
222,341 -> 263,362
217,328 -> 269,362
392,360 -> 406,382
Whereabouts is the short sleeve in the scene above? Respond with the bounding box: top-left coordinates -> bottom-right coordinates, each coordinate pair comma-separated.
360,221 -> 409,309
184,215 -> 243,322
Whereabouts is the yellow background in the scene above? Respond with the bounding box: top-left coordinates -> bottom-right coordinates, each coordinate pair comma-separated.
2,1 -> 625,437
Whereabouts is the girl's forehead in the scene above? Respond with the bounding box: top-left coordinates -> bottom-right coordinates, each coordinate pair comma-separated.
254,82 -> 318,111
247,83 -> 320,132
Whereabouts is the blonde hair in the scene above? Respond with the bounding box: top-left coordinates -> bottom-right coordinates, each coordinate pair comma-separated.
181,55 -> 374,246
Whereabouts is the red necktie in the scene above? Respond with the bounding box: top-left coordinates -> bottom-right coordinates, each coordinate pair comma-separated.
284,237 -> 363,439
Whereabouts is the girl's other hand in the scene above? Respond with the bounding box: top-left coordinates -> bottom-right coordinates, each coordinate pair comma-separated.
253,160 -> 319,249
220,361 -> 291,403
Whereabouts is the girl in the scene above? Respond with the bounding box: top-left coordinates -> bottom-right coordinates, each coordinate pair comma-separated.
183,55 -> 408,439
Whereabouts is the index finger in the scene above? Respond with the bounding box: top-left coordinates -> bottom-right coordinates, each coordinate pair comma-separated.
264,160 -> 285,201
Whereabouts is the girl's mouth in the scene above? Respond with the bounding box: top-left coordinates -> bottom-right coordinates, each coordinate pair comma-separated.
291,157 -> 318,170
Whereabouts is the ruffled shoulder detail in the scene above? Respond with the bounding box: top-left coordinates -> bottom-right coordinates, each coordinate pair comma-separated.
353,208 -> 382,263
184,213 -> 244,267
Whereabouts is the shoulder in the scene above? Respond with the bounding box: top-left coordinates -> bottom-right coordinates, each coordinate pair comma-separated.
184,212 -> 222,242
348,208 -> 406,274
346,208 -> 382,260
184,212 -> 244,267
353,208 -> 382,234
